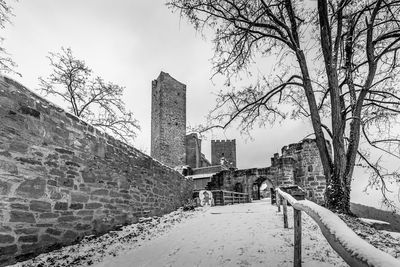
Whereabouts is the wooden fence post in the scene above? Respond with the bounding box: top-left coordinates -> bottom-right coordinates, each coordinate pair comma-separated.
283,199 -> 288,228
277,193 -> 281,212
294,209 -> 302,267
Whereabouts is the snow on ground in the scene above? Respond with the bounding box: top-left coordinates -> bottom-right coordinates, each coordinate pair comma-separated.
338,214 -> 400,259
380,230 -> 400,239
92,199 -> 346,267
13,199 -> 399,266
358,218 -> 390,225
10,209 -> 197,267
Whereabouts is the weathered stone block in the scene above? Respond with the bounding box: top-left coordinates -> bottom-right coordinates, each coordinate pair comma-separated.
14,228 -> 39,235
39,213 -> 59,219
81,170 -> 95,183
50,191 -> 62,200
57,216 -> 78,222
76,210 -> 93,216
10,203 -> 29,210
85,202 -> 102,209
0,234 -> 15,243
30,200 -> 51,212
0,159 -> 18,174
0,244 -> 17,255
16,178 -> 46,199
63,230 -> 78,240
9,210 -> 36,223
75,223 -> 92,231
40,234 -> 59,243
54,202 -> 68,210
0,181 -> 11,195
0,226 -> 12,233
49,168 -> 65,178
18,235 -> 38,243
69,203 -> 83,210
20,243 -> 41,254
45,228 -> 62,236
71,192 -> 89,203
58,177 -> 74,188
91,189 -> 109,196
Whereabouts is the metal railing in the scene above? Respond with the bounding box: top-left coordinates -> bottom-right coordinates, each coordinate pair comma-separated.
212,190 -> 250,206
276,187 -> 400,267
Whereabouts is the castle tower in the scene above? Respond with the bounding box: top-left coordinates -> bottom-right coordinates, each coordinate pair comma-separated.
151,72 -> 186,168
185,133 -> 201,168
211,139 -> 237,168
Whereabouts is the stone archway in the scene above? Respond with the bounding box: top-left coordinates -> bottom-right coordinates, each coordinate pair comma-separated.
252,176 -> 275,201
234,182 -> 243,193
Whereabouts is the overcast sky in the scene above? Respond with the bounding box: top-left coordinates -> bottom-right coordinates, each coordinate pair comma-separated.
2,0 -> 398,209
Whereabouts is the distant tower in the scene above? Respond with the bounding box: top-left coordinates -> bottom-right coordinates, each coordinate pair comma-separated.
211,139 -> 237,168
185,133 -> 201,168
151,72 -> 186,168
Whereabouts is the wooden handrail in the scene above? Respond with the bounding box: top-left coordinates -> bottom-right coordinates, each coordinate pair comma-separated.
276,188 -> 400,267
211,190 -> 250,206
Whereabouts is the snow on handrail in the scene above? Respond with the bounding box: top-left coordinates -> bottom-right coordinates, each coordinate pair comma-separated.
276,188 -> 400,267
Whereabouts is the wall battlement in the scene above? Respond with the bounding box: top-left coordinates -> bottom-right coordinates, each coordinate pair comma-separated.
211,139 -> 236,143
211,139 -> 237,167
207,138 -> 328,204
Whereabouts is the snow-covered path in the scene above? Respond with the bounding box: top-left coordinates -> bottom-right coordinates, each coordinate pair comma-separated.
94,199 -> 346,267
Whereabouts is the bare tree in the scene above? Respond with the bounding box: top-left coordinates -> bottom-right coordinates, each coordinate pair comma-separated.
39,47 -> 140,144
168,0 -> 400,213
0,0 -> 19,75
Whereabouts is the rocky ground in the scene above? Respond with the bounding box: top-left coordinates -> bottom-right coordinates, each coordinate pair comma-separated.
338,214 -> 400,259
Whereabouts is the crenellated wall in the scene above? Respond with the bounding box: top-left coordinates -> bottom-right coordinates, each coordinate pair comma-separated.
0,76 -> 193,266
281,139 -> 330,204
211,139 -> 237,167
206,139 -> 329,204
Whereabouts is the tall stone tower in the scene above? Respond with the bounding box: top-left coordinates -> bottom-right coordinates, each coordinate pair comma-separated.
211,139 -> 237,168
151,72 -> 186,168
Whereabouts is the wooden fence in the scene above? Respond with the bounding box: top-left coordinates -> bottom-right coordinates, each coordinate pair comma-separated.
276,188 -> 400,267
212,190 -> 250,206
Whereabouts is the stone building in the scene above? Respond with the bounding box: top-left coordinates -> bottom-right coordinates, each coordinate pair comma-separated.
149,71 -> 329,204
150,72 -> 235,173
206,139 -> 330,204
211,139 -> 237,168
185,133 -> 211,169
151,72 -> 186,168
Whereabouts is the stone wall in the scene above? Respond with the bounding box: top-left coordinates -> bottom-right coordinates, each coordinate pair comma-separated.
281,139 -> 329,204
0,76 -> 193,266
205,139 -> 328,204
151,72 -> 186,168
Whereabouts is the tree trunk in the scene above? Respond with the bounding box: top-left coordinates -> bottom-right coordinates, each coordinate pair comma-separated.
325,173 -> 351,214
